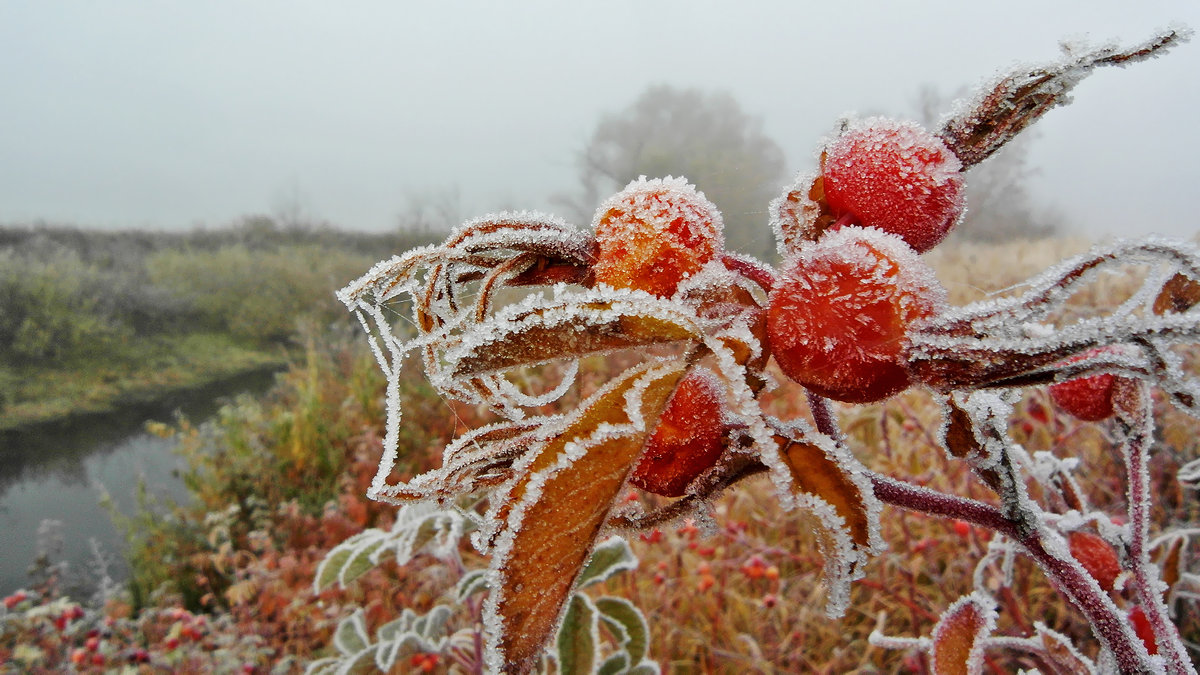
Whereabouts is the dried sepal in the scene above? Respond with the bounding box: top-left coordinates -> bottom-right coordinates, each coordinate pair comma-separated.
909,239 -> 1200,416
1153,272 -> 1200,316
481,360 -> 686,674
940,27 -> 1191,168
929,593 -> 996,675
768,170 -> 834,257
763,417 -> 883,616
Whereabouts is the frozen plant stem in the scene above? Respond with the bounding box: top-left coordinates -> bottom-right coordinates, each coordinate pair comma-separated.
1119,383 -> 1196,674
807,393 -> 1159,673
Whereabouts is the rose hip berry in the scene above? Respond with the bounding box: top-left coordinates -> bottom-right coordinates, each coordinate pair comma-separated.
630,367 -> 726,497
767,227 -> 946,403
1049,347 -> 1133,421
1068,530 -> 1122,592
821,118 -> 965,253
592,176 -> 724,297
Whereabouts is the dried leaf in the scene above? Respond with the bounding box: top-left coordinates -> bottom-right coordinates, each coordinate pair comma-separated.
766,420 -> 883,617
779,439 -> 872,548
1153,272 -> 1200,315
483,361 -> 685,673
449,300 -> 698,378
1035,623 -> 1096,675
942,397 -> 983,460
930,594 -> 995,675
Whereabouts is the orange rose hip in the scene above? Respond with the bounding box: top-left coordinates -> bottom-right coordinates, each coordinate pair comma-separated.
592,176 -> 724,297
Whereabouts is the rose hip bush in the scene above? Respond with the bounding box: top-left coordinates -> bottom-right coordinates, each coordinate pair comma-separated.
335,29 -> 1199,673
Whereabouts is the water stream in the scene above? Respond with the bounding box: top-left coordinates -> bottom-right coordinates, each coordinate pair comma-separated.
0,369 -> 280,597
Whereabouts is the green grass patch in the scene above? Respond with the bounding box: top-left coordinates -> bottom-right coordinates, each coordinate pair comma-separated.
0,332 -> 286,430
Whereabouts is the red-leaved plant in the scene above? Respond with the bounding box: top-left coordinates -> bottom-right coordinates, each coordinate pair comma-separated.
337,29 -> 1199,674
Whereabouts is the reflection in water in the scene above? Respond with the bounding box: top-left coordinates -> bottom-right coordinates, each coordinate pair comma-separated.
0,369 -> 279,596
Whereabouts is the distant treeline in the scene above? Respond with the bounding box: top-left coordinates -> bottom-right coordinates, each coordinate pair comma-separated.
0,217 -> 437,367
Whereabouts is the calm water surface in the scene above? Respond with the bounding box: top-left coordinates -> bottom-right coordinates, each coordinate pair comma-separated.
0,369 -> 279,596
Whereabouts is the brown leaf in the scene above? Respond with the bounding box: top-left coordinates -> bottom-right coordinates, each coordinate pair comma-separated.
484,360 -> 686,673
766,420 -> 883,615
778,439 -> 872,549
943,398 -> 983,460
1153,273 -> 1200,315
1161,536 -> 1185,592
450,301 -> 698,377
930,594 -> 994,675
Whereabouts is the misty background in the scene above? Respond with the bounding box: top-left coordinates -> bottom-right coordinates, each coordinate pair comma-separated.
2,1 -> 1198,251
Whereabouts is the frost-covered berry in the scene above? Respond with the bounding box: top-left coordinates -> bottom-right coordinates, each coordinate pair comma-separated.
1128,606 -> 1158,655
592,176 -> 724,297
767,227 -> 946,403
1049,347 -> 1133,421
1068,530 -> 1122,592
630,368 -> 726,497
822,118 -> 965,253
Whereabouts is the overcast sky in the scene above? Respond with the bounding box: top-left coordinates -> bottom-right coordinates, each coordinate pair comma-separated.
1,1 -> 1198,242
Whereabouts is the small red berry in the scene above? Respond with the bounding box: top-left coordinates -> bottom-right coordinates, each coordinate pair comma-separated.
1068,530 -> 1122,592
639,529 -> 664,544
592,176 -> 724,297
953,520 -> 971,538
767,227 -> 946,403
1129,606 -> 1158,655
741,555 -> 768,580
762,593 -> 778,608
1049,347 -> 1133,421
697,574 -> 716,592
821,117 -> 965,253
764,565 -> 780,582
630,368 -> 726,497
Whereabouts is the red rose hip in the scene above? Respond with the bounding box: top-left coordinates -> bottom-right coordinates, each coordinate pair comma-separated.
767,227 -> 946,403
822,118 -> 965,253
630,367 -> 726,497
592,176 -> 724,297
1049,346 -> 1135,421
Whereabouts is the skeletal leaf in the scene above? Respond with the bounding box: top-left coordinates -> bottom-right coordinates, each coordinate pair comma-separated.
482,360 -> 686,673
929,594 -> 995,675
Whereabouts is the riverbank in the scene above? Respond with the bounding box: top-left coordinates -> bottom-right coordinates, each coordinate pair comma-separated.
0,332 -> 286,432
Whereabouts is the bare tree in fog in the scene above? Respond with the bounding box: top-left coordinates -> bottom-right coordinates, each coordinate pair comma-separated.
554,85 -> 787,259
397,185 -> 463,234
917,86 -> 1063,242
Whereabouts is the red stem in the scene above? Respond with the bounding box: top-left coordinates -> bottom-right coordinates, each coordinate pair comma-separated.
810,390 -> 1159,672
1119,385 -> 1195,674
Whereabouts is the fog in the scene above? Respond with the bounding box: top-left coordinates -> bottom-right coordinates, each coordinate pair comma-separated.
2,1 -> 1198,240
